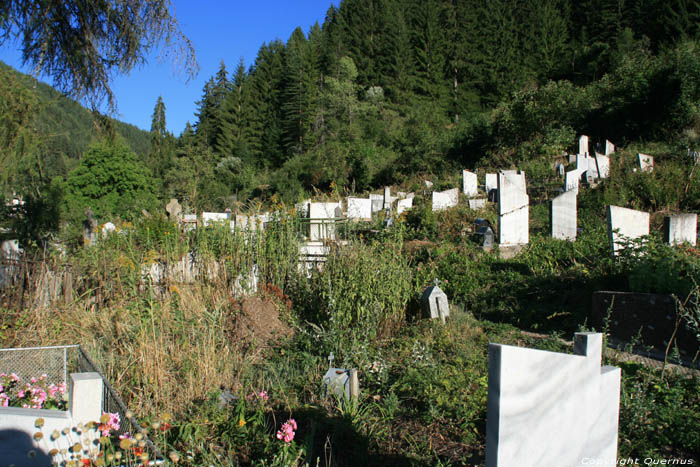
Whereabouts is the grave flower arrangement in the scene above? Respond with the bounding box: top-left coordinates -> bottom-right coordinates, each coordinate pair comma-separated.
0,373 -> 67,410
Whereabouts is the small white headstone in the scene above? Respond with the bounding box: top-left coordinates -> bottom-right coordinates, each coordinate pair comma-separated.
551,190 -> 577,241
396,197 -> 413,215
638,154 -> 654,172
607,206 -> 650,256
369,194 -> 383,213
431,188 -> 459,211
485,173 -> 498,197
421,285 -> 450,323
594,154 -> 610,179
486,333 -> 620,467
347,198 -> 372,220
565,169 -> 584,193
202,212 -> 230,226
664,213 -> 697,246
383,186 -> 392,210
424,180 -> 434,189
462,170 -> 478,197
579,134 -> 589,155
309,202 -> 342,241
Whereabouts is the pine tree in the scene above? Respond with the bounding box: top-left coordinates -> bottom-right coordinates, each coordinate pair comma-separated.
147,95 -> 170,179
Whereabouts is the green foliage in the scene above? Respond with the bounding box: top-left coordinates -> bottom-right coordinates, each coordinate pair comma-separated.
64,139 -> 157,221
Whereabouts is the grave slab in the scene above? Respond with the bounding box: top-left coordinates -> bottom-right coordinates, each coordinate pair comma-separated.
638,154 -> 654,172
396,197 -> 413,215
347,198 -> 372,221
579,134 -> 589,155
497,173 -> 529,246
309,202 -> 342,241
607,206 -> 649,256
550,190 -> 577,241
486,333 -> 620,467
664,213 -> 697,246
468,199 -> 486,210
431,188 -> 459,211
605,140 -> 615,155
462,170 -> 478,197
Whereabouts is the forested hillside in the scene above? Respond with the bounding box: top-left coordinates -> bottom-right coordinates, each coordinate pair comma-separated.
0,62 -> 150,192
151,0 -> 700,210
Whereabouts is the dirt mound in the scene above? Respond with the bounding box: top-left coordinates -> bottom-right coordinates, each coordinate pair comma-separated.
231,296 -> 293,354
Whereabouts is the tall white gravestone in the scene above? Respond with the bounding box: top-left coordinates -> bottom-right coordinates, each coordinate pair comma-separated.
485,173 -> 498,198
462,170 -> 478,197
579,134 -> 589,155
486,333 -> 621,467
497,172 -> 529,246
551,190 -> 577,241
309,202 -> 342,241
605,140 -> 615,155
594,154 -> 610,179
607,206 -> 650,256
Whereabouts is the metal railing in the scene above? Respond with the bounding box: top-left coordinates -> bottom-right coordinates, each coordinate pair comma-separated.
0,344 -> 161,459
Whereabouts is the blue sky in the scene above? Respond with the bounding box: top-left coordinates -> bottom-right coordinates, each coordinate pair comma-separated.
0,0 -> 336,135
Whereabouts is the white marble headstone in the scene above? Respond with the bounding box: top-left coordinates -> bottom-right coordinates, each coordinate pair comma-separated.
579,134 -> 589,155
664,213 -> 697,246
309,202 -> 342,241
497,172 -> 529,246
605,140 -> 615,155
462,170 -> 478,197
485,173 -> 498,197
638,154 -> 654,172
347,198 -> 372,220
486,333 -> 620,467
431,188 -> 459,211
551,190 -> 577,241
607,206 -> 650,256
396,197 -> 413,215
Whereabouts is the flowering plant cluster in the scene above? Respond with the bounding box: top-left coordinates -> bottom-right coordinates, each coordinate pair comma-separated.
247,390 -> 269,402
0,373 -> 67,410
99,412 -> 121,437
276,418 -> 297,443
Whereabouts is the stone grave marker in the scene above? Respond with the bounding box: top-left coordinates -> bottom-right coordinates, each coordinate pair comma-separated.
579,134 -> 589,155
309,202 -> 342,241
347,198 -> 372,221
565,169 -> 583,193
638,153 -> 654,172
497,172 -> 529,246
431,188 -> 459,211
462,170 -> 478,196
165,198 -> 182,220
421,283 -> 450,323
485,173 -> 498,199
396,197 -> 413,215
555,162 -> 565,177
323,355 -> 359,401
295,199 -> 311,218
664,213 -> 697,246
383,186 -> 393,211
607,206 -> 649,256
594,153 -> 610,179
474,218 -> 495,250
550,190 -> 577,241
101,221 -> 116,238
370,194 -> 384,213
424,180 -> 434,189
468,199 -> 486,210
485,333 -> 620,467
202,212 -> 230,226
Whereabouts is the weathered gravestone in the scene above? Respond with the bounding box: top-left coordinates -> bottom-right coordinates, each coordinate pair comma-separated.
396,197 -> 413,215
579,134 -> 590,155
369,194 -> 384,213
474,218 -> 495,250
607,206 -> 649,256
664,213 -> 697,246
295,199 -> 311,218
497,172 -> 529,246
594,153 -> 610,179
421,284 -> 450,323
431,188 -> 459,211
383,186 -> 393,211
638,153 -> 654,172
565,169 -> 584,193
555,162 -> 565,177
462,170 -> 478,197
202,212 -> 230,226
485,173 -> 498,200
468,199 -> 486,210
165,198 -> 182,220
347,197 -> 372,221
323,354 -> 359,401
83,208 -> 97,246
485,333 -> 620,467
550,190 -> 577,241
309,202 -> 342,241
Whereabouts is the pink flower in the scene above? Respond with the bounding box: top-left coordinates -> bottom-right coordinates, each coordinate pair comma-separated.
0,394 -> 8,407
17,390 -> 25,398
10,373 -> 18,382
119,432 -> 131,440
276,419 -> 297,443
30,377 -> 37,384
258,390 -> 269,401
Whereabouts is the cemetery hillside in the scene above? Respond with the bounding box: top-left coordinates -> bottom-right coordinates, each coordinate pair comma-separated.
1,0 -> 700,465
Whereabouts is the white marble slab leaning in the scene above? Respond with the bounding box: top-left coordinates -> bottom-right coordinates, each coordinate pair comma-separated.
486,333 -> 621,467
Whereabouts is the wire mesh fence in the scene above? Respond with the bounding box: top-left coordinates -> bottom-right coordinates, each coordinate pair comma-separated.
0,344 -> 161,459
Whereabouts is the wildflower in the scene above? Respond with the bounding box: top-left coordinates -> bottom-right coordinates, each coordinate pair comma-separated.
276,418 -> 297,443
258,390 -> 269,401
118,432 -> 131,440
238,418 -> 246,427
